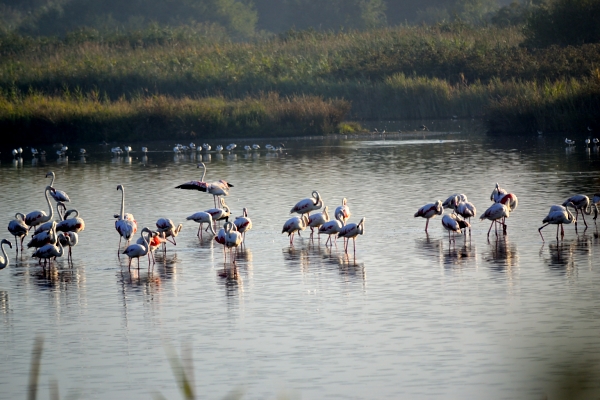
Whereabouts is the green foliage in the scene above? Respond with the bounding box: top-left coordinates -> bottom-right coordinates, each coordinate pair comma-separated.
490,1 -> 531,27
523,0 -> 600,47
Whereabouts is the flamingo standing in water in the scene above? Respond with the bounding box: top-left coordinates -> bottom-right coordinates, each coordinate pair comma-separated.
562,194 -> 593,229
442,194 -> 467,212
455,198 -> 477,234
8,213 -> 29,253
206,198 -> 231,225
308,206 -> 329,240
156,218 -> 183,245
480,203 -> 510,237
282,214 -> 309,245
57,231 -> 78,263
27,221 -> 57,249
319,212 -> 345,247
593,192 -> 600,221
441,214 -> 470,243
290,191 -> 323,217
56,209 -> 85,233
539,204 -> 575,241
32,240 -> 64,266
338,217 -> 366,255
414,200 -> 443,233
334,198 -> 351,225
186,211 -> 216,238
46,171 -> 71,203
25,186 -> 56,229
115,185 -> 138,255
175,163 -> 234,207
122,227 -> 151,269
225,222 -> 243,263
136,229 -> 161,266
233,208 -> 252,243
0,239 -> 12,270
490,183 -> 518,231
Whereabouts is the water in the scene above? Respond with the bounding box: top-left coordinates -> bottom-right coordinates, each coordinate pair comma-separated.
2,123 -> 600,399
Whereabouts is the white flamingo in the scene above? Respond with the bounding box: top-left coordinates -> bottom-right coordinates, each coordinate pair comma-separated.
338,217 -> 366,255
46,171 -> 71,202
206,198 -> 231,225
319,212 -> 345,247
186,211 -> 216,238
414,200 -> 443,233
25,186 -> 55,228
32,240 -> 64,266
0,239 -> 12,270
282,214 -> 309,245
34,202 -> 66,235
122,227 -> 151,269
442,193 -> 467,211
115,185 -> 138,255
8,213 -> 29,253
156,218 -> 183,245
308,206 -> 329,240
455,198 -> 477,234
225,222 -> 243,263
136,229 -> 160,266
233,208 -> 252,243
442,214 -> 469,243
480,203 -> 510,237
562,194 -> 593,228
290,191 -> 323,216
539,204 -> 575,241
175,163 -> 234,207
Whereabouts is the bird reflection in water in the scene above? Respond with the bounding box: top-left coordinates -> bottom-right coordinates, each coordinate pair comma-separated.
543,234 -> 592,276
415,234 -> 444,264
202,154 -> 211,163
0,291 -> 9,325
283,245 -> 310,273
483,235 -> 519,273
215,153 -> 223,161
283,244 -> 366,282
443,241 -> 478,269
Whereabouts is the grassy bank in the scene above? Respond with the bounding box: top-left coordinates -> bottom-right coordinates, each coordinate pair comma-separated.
1,24 -> 600,141
0,91 -> 350,145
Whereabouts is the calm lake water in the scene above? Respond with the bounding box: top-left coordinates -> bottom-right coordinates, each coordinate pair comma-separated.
1,121 -> 600,399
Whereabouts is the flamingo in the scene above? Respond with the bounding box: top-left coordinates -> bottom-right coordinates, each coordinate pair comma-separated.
442,194 -> 467,211
215,224 -> 228,261
337,217 -> 366,255
290,191 -> 323,216
25,186 -> 56,228
215,145 -> 223,152
186,211 -> 216,238
34,202 -> 67,235
175,163 -> 234,207
319,212 -> 345,247
156,218 -> 182,245
308,206 -> 329,240
480,203 -> 510,237
56,209 -> 85,233
414,200 -> 443,233
335,198 -> 351,225
206,198 -> 231,226
282,214 -> 309,245
32,240 -> 64,266
8,213 -> 29,253
562,194 -> 593,228
115,185 -> 138,254
0,239 -> 12,270
27,221 -> 57,249
491,184 -> 517,230
57,231 -> 78,262
136,229 -> 161,266
233,208 -> 252,243
225,222 -> 243,263
565,138 -> 575,145
442,214 -> 469,243
46,171 -> 71,202
122,227 -> 151,269
161,223 -> 183,249
226,143 -> 236,151
539,204 -> 575,241
252,144 -> 260,150
455,198 -> 477,234
592,192 -> 600,221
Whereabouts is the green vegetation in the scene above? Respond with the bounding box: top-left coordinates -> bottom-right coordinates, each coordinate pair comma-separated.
1,0 -> 599,143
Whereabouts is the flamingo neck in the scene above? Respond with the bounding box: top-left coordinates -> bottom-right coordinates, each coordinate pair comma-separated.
207,221 -> 216,235
45,187 -> 54,221
48,172 -> 56,187
120,187 -> 125,219
0,241 -> 8,269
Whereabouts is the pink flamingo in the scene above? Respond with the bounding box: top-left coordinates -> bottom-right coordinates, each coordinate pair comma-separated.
8,213 -> 29,253
455,198 -> 477,234
186,211 -> 216,238
25,186 -> 56,228
175,163 -> 234,207
307,206 -> 329,240
233,208 -> 252,243
56,209 -> 85,233
335,198 -> 351,225
46,171 -> 71,203
122,227 -> 152,269
414,200 -> 443,233
318,212 -> 344,247
442,214 -> 469,243
562,194 -> 593,228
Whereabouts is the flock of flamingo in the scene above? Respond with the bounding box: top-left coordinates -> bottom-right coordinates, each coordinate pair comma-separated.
414,183 -> 600,243
1,157 -> 599,272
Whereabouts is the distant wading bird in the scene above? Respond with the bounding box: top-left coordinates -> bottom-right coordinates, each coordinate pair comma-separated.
414,200 -> 443,233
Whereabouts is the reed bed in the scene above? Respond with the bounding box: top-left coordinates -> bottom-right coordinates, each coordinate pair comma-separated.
1,23 -> 599,138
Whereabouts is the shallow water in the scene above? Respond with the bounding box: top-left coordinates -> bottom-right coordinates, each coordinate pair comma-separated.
1,124 -> 600,399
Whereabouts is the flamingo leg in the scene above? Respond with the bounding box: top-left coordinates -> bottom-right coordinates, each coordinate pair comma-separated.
557,224 -> 560,241
425,218 -> 429,233
487,221 -> 494,237
353,237 -> 356,257
581,210 -> 588,228
538,223 -> 549,241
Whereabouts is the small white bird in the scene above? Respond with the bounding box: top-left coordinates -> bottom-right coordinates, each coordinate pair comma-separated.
565,137 -> 575,145
226,143 -> 236,151
244,145 -> 251,151
141,147 -> 148,153
252,144 -> 260,150
215,145 -> 223,152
